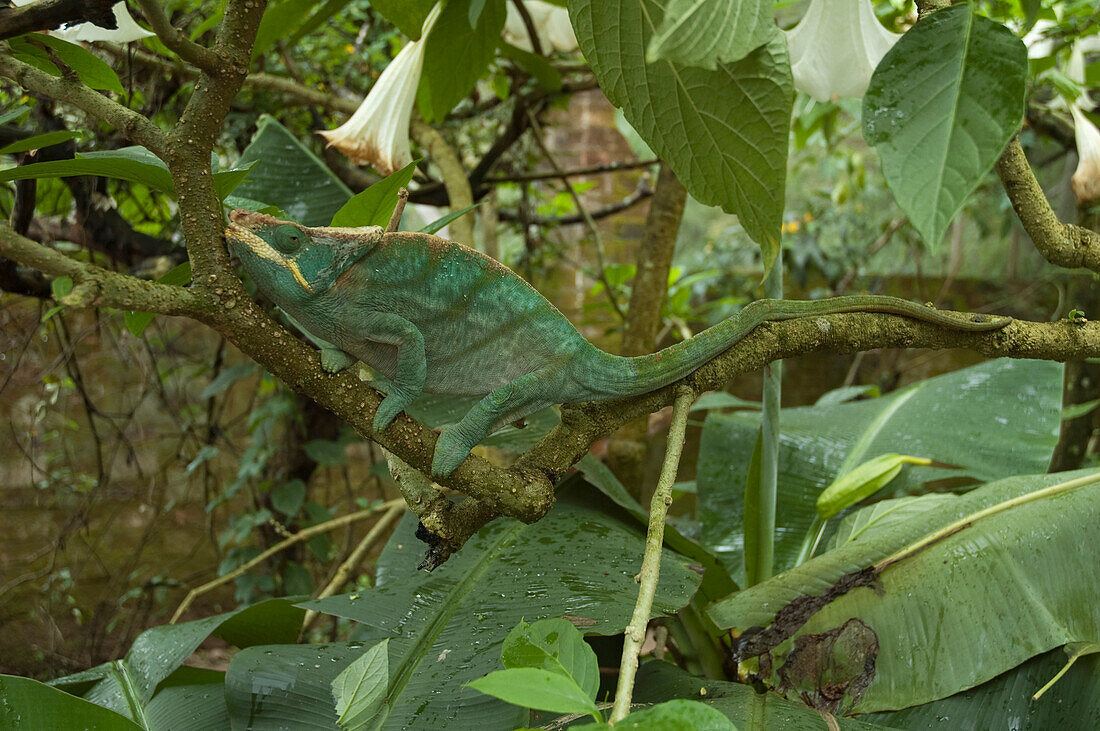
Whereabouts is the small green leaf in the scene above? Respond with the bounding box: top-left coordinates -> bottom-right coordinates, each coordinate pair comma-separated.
418,202 -> 481,234
501,619 -> 599,700
332,639 -> 390,731
468,0 -> 488,27
213,159 -> 259,201
28,34 -> 125,93
862,4 -> 1027,247
304,438 -> 350,466
0,130 -> 79,155
499,43 -> 563,91
615,699 -> 736,730
816,453 -> 933,520
51,275 -> 73,300
0,104 -> 32,125
330,160 -> 419,227
1061,398 -> 1100,421
199,363 -> 258,400
690,392 -> 761,412
271,479 -> 307,518
466,667 -> 600,717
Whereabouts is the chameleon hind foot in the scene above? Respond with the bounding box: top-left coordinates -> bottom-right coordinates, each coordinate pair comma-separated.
373,393 -> 411,433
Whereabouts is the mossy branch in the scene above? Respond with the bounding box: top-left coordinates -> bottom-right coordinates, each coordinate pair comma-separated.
134,0 -> 220,72
995,138 -> 1100,272
0,52 -> 167,155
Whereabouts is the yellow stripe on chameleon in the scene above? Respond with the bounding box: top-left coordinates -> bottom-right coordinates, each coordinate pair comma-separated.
227,222 -> 313,293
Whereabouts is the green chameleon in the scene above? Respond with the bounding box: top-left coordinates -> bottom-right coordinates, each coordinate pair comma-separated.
224,210 -> 1011,477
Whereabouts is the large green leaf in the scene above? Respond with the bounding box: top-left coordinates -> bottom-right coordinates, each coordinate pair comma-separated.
8,34 -> 123,93
227,491 -> 702,730
697,358 -> 1061,584
862,4 -> 1027,247
48,598 -> 303,724
0,146 -> 252,201
708,469 -> 1100,712
0,675 -> 141,730
369,0 -> 438,38
330,160 -> 418,227
143,667 -> 229,731
860,646 -> 1100,730
418,0 -> 506,123
252,0 -> 323,58
569,0 -> 792,271
633,660 -> 891,729
0,130 -> 80,155
646,0 -> 774,68
233,115 -> 353,225
0,151 -> 174,196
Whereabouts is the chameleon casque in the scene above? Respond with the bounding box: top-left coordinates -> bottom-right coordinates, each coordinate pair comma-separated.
224,209 -> 1012,478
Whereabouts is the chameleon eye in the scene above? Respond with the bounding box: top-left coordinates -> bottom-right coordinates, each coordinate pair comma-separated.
273,224 -> 307,254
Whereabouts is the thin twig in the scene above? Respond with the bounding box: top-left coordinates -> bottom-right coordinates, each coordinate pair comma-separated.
387,188 -> 409,233
485,158 -> 659,183
134,0 -> 220,72
300,503 -> 405,634
525,110 -> 626,321
169,499 -> 404,623
610,385 -> 695,723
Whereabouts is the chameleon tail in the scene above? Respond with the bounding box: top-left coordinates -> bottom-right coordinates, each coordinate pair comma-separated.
577,296 -> 1011,399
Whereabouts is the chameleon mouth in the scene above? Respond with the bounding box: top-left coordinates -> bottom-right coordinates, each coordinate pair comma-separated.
225,221 -> 313,293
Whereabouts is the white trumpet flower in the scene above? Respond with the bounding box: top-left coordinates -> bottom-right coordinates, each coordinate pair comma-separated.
1071,104 -> 1100,203
503,1 -> 578,55
784,0 -> 902,102
318,3 -> 443,175
10,0 -> 152,43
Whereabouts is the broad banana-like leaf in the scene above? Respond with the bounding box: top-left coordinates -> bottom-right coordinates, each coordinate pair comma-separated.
225,491 -> 702,729
708,469 -> 1100,713
697,358 -> 1061,583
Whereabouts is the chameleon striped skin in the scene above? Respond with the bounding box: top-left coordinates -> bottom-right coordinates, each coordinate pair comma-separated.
225,210 -> 1012,477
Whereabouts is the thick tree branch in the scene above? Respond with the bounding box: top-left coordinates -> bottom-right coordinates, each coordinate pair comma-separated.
166,0 -> 267,281
134,0 -> 220,72
0,224 -> 205,314
0,53 -> 167,155
518,313 -> 1100,476
995,137 -> 1100,272
0,0 -> 115,41
0,222 -> 555,525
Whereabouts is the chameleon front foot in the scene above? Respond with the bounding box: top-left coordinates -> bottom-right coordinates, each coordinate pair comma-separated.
432,428 -> 475,477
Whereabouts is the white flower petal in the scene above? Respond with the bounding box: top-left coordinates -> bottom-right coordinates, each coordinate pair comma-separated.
1072,104 -> 1100,203
784,0 -> 902,102
503,1 -> 577,54
319,3 -> 443,174
9,1 -> 155,43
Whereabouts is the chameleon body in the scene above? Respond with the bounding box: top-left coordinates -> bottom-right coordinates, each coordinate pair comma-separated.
224,210 -> 1012,477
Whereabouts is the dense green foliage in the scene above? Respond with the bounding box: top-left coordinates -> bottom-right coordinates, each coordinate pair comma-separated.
1,0 -> 1099,729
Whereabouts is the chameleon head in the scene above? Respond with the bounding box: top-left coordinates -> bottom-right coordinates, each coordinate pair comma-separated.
226,209 -> 316,297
